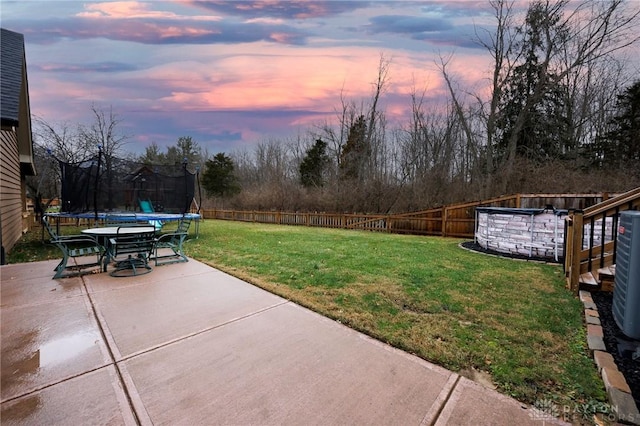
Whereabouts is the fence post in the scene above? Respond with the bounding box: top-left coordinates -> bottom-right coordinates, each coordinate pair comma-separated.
442,207 -> 448,237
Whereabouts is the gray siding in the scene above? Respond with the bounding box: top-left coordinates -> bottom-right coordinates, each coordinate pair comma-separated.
1,29 -> 24,126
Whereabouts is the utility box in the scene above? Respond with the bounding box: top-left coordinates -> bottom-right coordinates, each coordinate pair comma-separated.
612,211 -> 640,339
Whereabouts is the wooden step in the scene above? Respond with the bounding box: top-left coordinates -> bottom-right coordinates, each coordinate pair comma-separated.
579,272 -> 599,288
597,265 -> 616,292
578,265 -> 616,292
596,265 -> 616,281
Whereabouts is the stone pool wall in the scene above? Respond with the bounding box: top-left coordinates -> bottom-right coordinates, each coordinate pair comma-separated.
475,208 -> 615,261
476,209 -> 566,259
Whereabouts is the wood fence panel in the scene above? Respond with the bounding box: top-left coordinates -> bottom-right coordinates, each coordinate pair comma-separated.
443,205 -> 476,238
345,214 -> 387,232
519,194 -> 608,210
199,193 -> 622,242
388,216 -> 441,235
389,208 -> 442,235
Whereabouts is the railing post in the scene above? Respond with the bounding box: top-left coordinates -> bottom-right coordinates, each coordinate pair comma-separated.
613,207 -> 620,265
569,210 -> 584,293
563,214 -> 571,274
599,213 -> 607,268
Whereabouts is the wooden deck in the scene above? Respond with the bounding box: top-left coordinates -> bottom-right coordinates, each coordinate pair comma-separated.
566,187 -> 640,294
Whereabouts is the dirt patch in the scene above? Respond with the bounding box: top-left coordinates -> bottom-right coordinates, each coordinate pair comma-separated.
459,367 -> 497,390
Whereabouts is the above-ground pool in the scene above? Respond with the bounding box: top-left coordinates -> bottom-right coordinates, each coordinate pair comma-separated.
475,207 -> 616,262
475,207 -> 568,261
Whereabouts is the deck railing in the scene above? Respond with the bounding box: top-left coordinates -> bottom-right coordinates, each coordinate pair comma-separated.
564,187 -> 640,293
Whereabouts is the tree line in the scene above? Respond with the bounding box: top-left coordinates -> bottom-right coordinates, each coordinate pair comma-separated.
30,0 -> 640,215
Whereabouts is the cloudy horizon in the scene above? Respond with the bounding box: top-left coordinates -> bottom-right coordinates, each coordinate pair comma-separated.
4,1 -> 515,156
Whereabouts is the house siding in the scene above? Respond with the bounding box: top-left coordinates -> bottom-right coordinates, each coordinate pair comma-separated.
1,129 -> 24,254
1,28 -> 36,263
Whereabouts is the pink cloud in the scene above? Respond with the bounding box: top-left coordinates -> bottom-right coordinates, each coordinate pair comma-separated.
77,1 -> 221,21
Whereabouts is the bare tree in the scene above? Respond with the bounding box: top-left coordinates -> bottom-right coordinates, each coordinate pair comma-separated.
78,105 -> 129,210
498,0 -> 639,190
33,116 -> 91,163
80,104 -> 129,160
365,54 -> 391,183
440,0 -> 639,194
436,56 -> 481,189
473,0 -> 519,195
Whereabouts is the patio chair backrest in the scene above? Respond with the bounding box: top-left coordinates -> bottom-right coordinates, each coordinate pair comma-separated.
42,216 -> 59,240
157,217 -> 191,248
177,217 -> 192,234
43,215 -> 106,279
153,218 -> 190,265
109,227 -> 156,277
110,227 -> 156,259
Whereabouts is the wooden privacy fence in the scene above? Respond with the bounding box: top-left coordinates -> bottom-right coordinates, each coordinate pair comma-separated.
201,193 -> 613,238
564,187 -> 640,293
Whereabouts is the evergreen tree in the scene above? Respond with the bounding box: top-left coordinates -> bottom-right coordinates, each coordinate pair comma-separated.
176,136 -> 202,165
339,115 -> 368,180
201,153 -> 241,198
163,136 -> 202,166
609,80 -> 640,164
299,139 -> 330,188
587,80 -> 640,169
139,142 -> 165,165
495,1 -> 570,162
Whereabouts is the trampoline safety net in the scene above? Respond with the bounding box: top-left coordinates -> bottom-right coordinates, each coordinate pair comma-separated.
59,155 -> 196,214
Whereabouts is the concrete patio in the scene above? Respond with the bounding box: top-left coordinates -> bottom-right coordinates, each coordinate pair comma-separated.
1,258 -> 565,425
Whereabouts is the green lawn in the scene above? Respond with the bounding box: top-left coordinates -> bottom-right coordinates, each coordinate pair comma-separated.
7,219 -> 605,410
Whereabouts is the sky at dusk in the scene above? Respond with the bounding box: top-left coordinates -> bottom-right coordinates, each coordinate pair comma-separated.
2,1 -> 500,155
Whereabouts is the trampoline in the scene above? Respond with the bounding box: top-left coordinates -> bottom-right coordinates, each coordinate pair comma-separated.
45,212 -> 200,222
51,148 -> 200,214
42,148 -> 203,238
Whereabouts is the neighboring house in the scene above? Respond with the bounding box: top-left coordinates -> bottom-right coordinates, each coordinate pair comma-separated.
1,28 -> 36,264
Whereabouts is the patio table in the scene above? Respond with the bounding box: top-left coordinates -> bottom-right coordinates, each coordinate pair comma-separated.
82,226 -> 156,272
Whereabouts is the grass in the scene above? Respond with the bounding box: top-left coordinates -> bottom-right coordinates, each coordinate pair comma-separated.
7,219 -> 605,410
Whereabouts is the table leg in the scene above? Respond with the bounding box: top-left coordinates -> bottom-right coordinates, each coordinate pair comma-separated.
100,236 -> 112,272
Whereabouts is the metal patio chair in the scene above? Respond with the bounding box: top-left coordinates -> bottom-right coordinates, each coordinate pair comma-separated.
153,216 -> 191,266
43,216 -> 105,279
109,226 -> 157,277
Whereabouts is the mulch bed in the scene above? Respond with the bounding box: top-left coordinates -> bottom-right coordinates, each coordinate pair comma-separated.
592,291 -> 640,408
